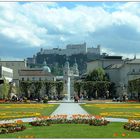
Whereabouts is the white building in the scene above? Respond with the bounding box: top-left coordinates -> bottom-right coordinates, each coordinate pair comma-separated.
105,59 -> 140,97
0,66 -> 13,83
18,60 -> 54,82
87,56 -> 123,73
40,42 -> 100,56
0,60 -> 27,84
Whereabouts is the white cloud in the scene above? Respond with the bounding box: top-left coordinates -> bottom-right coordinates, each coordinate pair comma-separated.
0,2 -> 140,58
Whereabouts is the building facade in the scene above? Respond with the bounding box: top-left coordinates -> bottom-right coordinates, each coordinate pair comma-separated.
0,66 -> 13,83
18,60 -> 54,82
87,56 -> 123,73
0,60 -> 27,83
86,55 -> 140,98
105,59 -> 140,98
39,42 -> 100,56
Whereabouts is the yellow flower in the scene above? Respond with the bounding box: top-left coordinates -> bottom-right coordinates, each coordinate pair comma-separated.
35,113 -> 41,116
16,120 -> 23,124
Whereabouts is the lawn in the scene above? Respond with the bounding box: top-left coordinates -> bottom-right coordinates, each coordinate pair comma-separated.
0,104 -> 59,120
0,122 -> 139,138
81,103 -> 140,119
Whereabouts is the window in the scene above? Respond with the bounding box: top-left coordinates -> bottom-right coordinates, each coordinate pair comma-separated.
27,77 -> 29,81
32,77 -> 35,81
6,63 -> 9,67
39,77 -> 41,81
2,70 -> 13,78
22,77 -> 24,81
132,69 -> 135,72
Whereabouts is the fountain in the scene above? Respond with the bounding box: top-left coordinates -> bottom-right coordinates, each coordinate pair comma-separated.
62,76 -> 72,102
67,76 -> 71,101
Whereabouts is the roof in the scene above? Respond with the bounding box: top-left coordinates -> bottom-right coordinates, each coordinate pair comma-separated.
126,59 -> 140,64
19,69 -> 53,76
105,64 -> 123,70
87,56 -> 123,63
0,60 -> 25,62
103,56 -> 122,59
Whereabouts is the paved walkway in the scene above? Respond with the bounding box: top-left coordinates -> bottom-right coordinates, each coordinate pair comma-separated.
51,103 -> 88,116
0,117 -> 36,124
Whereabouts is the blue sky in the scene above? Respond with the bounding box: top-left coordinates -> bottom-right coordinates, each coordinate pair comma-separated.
0,2 -> 140,60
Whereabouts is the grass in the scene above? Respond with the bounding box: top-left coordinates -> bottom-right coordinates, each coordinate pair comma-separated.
0,103 -> 140,138
0,104 -> 59,120
0,122 -> 139,138
81,103 -> 140,119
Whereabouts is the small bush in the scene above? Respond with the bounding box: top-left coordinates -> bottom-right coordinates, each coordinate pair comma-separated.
124,121 -> 140,132
0,123 -> 26,135
43,99 -> 48,103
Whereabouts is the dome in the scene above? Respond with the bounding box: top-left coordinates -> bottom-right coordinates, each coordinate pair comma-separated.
43,66 -> 51,73
43,60 -> 51,73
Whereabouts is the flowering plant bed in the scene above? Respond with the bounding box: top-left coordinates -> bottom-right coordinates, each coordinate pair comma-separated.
0,122 -> 26,134
0,100 -> 6,103
124,119 -> 140,132
29,120 -> 51,126
89,119 -> 109,126
29,114 -> 110,126
0,111 -> 41,120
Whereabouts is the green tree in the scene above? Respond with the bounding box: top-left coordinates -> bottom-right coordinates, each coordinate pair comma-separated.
74,82 -> 83,97
95,81 -> 110,98
19,81 -> 32,98
128,78 -> 140,101
43,81 -> 55,97
55,81 -> 64,98
33,81 -> 42,99
108,82 -> 116,98
0,80 -> 10,99
85,68 -> 107,81
82,81 -> 95,100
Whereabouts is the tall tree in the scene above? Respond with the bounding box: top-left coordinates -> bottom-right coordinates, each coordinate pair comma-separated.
43,81 -> 55,97
33,81 -> 42,99
82,81 -> 95,100
85,68 -> 106,81
55,81 -> 64,98
74,81 -> 82,97
128,78 -> 140,101
19,81 -> 32,98
0,80 -> 10,99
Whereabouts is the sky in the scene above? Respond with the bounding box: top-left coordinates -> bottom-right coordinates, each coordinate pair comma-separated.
0,2 -> 140,60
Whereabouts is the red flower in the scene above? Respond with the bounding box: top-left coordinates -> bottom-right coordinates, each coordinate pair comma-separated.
122,133 -> 126,137
113,133 -> 118,137
94,115 -> 102,119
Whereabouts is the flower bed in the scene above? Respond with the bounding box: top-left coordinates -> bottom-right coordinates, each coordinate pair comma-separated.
0,100 -> 6,103
0,111 -> 41,119
29,114 -> 110,126
85,103 -> 140,109
89,119 -> 109,126
127,100 -> 139,103
100,112 -> 140,118
124,119 -> 140,132
29,120 -> 51,126
0,104 -> 54,109
0,123 -> 26,134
